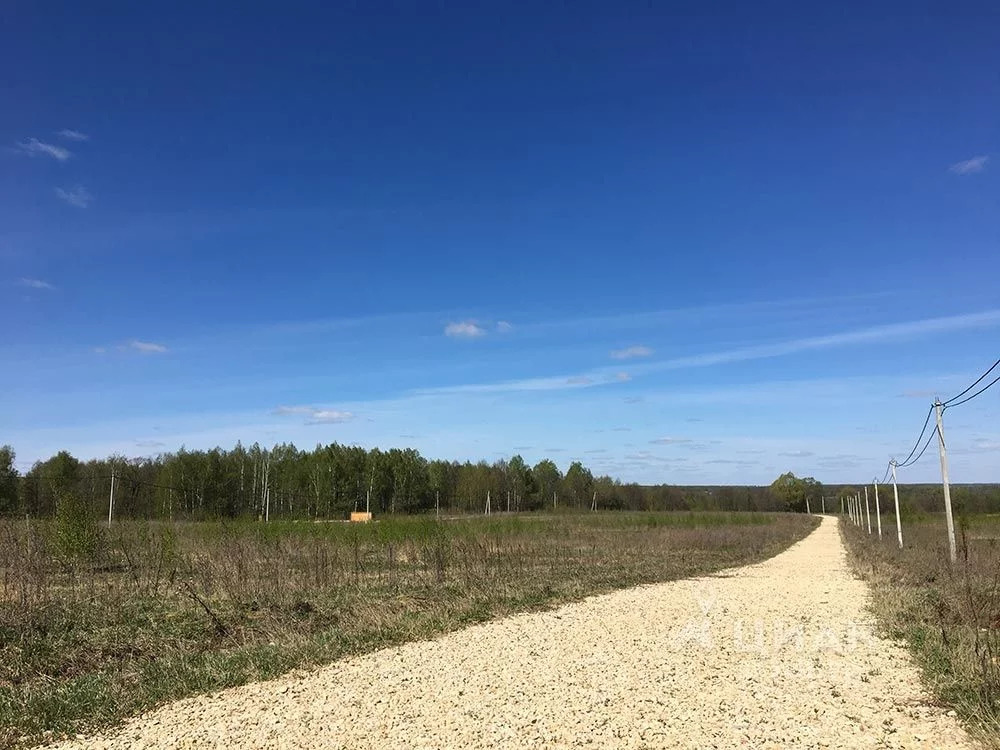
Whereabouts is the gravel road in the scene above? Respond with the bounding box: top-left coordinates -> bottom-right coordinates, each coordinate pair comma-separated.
50,516 -> 977,749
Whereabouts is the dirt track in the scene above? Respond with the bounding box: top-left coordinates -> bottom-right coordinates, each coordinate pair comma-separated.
50,516 -> 976,749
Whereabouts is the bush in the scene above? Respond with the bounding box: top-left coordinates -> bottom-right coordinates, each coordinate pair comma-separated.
52,492 -> 102,563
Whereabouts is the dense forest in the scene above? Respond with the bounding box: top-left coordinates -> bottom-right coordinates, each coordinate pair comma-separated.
0,443 -> 996,520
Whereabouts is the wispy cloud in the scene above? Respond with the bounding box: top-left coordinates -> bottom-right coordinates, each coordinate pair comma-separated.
416,310 -> 1000,399
17,277 -> 54,290
272,406 -> 315,416
15,138 -> 71,161
949,155 -> 989,175
273,405 -> 355,425
610,345 -> 653,360
496,320 -> 513,333
649,437 -> 692,445
55,186 -> 93,208
444,320 -> 486,338
134,440 -> 166,449
615,372 -> 631,382
899,389 -> 936,399
308,410 -> 355,424
645,310 -> 1000,372
125,340 -> 167,354
779,450 -> 815,458
57,129 -> 89,142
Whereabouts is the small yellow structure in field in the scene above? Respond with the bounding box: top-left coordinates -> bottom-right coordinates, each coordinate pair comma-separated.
350,512 -> 373,523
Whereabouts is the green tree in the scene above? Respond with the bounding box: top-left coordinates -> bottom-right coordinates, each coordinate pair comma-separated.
0,445 -> 19,514
563,461 -> 594,509
770,471 -> 822,513
532,459 -> 562,509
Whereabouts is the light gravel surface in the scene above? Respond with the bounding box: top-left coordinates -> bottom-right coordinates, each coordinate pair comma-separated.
49,516 -> 977,749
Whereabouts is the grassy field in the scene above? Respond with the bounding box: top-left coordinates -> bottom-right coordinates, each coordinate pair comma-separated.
0,511 -> 816,747
842,514 -> 1000,747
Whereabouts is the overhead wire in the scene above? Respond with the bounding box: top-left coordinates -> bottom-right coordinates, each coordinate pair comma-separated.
894,405 -> 934,468
943,371 -> 1000,410
943,357 -> 1000,406
897,425 -> 939,468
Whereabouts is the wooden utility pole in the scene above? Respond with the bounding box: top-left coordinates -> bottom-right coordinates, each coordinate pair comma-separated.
107,469 -> 116,527
934,399 -> 957,564
864,486 -> 872,534
890,461 -> 903,549
435,490 -> 440,520
873,480 -> 882,539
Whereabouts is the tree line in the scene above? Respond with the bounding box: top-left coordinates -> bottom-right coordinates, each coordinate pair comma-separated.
3,443 -> 993,521
0,442 -> 798,520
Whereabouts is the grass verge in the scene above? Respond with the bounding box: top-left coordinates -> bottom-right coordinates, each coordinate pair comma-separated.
841,515 -> 1000,747
2,511 -> 817,747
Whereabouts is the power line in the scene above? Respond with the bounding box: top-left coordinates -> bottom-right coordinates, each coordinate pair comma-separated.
943,357 -> 1000,406
894,405 -> 934,467
943,371 -> 1000,410
879,463 -> 891,484
897,425 -> 938,469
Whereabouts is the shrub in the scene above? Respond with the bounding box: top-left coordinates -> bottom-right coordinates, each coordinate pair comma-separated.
52,491 -> 102,563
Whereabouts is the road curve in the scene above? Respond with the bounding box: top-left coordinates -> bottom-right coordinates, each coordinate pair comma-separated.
50,516 -> 976,749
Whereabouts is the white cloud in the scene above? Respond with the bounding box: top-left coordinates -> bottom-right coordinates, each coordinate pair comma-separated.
57,129 -> 89,141
949,155 -> 989,175
55,186 -> 93,208
308,410 -> 355,424
610,345 -> 653,360
273,405 -> 355,425
647,310 -> 1000,372
17,277 -> 54,290
496,320 -> 513,333
272,406 -> 315,416
566,376 -> 594,385
134,440 -> 166,449
15,138 -> 71,161
444,320 -> 486,338
649,437 -> 692,445
779,450 -> 815,458
126,340 -> 167,354
615,372 -> 631,382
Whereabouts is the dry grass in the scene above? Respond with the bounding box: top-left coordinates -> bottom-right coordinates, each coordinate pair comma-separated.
0,511 -> 817,747
842,514 -> 1000,747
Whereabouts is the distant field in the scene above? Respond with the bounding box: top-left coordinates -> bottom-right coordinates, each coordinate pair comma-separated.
843,514 -> 1000,747
0,511 -> 817,747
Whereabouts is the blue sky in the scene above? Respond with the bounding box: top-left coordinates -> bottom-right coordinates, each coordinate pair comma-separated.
3,2 -> 998,484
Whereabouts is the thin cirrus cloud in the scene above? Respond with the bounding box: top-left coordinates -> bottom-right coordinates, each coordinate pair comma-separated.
610,345 -> 653,360
126,340 -> 168,354
419,309 -> 1000,396
649,437 -> 692,445
444,320 -> 486,338
15,138 -> 71,161
93,340 -> 168,355
949,155 -> 989,175
272,405 -> 355,425
57,129 -> 89,141
17,277 -> 55,290
55,186 -> 93,208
